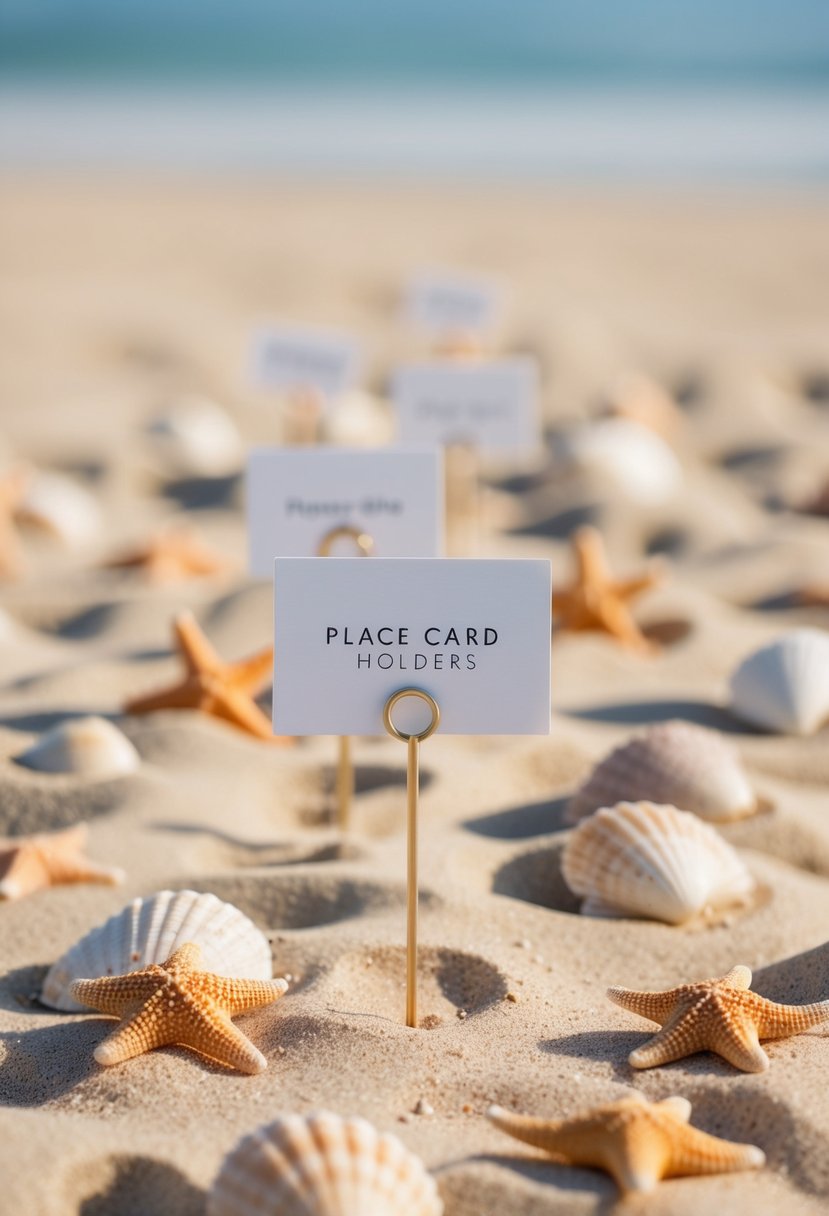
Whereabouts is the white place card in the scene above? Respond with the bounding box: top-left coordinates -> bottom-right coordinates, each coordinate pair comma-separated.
392,359 -> 541,456
247,448 -> 443,575
250,324 -> 361,401
273,558 -> 551,736
405,270 -> 501,337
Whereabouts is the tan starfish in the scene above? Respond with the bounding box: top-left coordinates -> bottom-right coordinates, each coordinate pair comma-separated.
105,526 -> 233,583
552,526 -> 663,652
71,941 -> 288,1074
0,465 -> 30,580
608,964 -> 829,1073
487,1093 -> 764,1194
0,823 -> 124,901
124,610 -> 292,744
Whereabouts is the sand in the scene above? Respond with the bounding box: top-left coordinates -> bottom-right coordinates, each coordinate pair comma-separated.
0,177 -> 828,1215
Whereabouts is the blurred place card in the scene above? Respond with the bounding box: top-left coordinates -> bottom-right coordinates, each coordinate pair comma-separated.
392,359 -> 540,456
273,558 -> 551,736
247,448 -> 443,576
405,270 -> 502,336
250,324 -> 361,401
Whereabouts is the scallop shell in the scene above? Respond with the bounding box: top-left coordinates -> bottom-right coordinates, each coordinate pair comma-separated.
41,889 -> 272,1012
207,1111 -> 443,1216
561,417 -> 683,506
561,801 -> 755,925
568,721 -> 757,824
729,628 -> 829,735
16,716 -> 140,777
17,472 -> 101,545
146,396 -> 244,477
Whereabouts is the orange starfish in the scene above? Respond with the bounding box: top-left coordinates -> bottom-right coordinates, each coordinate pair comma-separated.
72,941 -> 288,1073
0,465 -> 30,580
0,823 -> 124,901
487,1093 -> 764,1194
105,526 -> 233,583
124,611 -> 291,743
608,964 -> 829,1073
552,526 -> 663,652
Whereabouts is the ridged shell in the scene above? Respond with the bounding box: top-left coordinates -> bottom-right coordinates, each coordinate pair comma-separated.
16,717 -> 140,777
562,417 -> 683,506
207,1111 -> 443,1216
568,721 -> 756,824
561,801 -> 755,925
41,889 -> 272,1012
146,396 -> 244,477
18,472 -> 101,545
729,628 -> 829,735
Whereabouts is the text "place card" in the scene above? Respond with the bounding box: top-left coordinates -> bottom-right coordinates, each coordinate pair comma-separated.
251,324 -> 361,401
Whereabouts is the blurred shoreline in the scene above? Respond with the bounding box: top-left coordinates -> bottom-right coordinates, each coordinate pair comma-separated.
2,83 -> 828,182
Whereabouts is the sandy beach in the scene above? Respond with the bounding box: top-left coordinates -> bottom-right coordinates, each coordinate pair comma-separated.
1,177 -> 828,1215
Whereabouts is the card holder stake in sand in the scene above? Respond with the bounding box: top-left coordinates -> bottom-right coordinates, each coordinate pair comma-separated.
445,441 -> 480,555
382,686 -> 441,1028
318,524 -> 376,830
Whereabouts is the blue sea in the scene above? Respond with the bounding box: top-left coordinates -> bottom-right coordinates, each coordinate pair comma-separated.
1,0 -> 828,180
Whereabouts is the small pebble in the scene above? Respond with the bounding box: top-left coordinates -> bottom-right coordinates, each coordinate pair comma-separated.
413,1099 -> 434,1116
505,991 -> 519,1003
462,1103 -> 474,1114
457,1009 -> 467,1020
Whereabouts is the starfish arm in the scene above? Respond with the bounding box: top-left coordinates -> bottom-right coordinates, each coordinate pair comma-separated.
665,1122 -> 765,1179
124,679 -> 203,715
628,1009 -> 707,1069
608,1133 -> 671,1193
613,571 -> 662,599
207,684 -> 280,742
180,1006 -> 268,1074
658,1097 -> 691,1122
216,977 -> 289,1016
753,995 -> 829,1040
70,972 -> 166,1017
173,611 -> 222,677
592,596 -> 654,652
227,647 -> 274,695
710,1017 -> 770,1073
0,847 -> 51,899
91,992 -> 174,1065
721,965 -> 753,990
487,1106 -> 571,1158
607,985 -> 680,1025
573,527 -> 611,585
42,853 -> 124,888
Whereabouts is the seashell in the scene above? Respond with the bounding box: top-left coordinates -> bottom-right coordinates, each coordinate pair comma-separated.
729,628 -> 829,736
207,1110 -> 443,1216
41,889 -> 272,1012
320,390 -> 395,447
146,395 -> 244,477
17,472 -> 101,545
561,801 -> 755,925
568,721 -> 757,824
16,716 -> 140,777
601,371 -> 682,439
561,417 -> 683,506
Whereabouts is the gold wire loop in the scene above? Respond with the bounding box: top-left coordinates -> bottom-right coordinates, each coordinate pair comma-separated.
317,524 -> 375,558
382,688 -> 441,743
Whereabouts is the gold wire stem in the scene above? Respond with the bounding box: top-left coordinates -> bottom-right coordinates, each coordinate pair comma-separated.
445,441 -> 480,556
336,734 -> 353,831
383,687 -> 441,1028
317,524 -> 375,558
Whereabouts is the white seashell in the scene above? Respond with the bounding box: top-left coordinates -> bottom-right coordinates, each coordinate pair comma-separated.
146,395 -> 244,477
561,417 -> 683,506
568,721 -> 757,824
729,628 -> 829,736
561,801 -> 755,925
321,390 -> 395,448
41,889 -> 272,1012
207,1110 -> 443,1216
16,716 -> 140,778
17,472 -> 101,545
